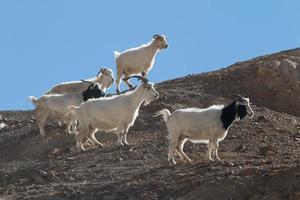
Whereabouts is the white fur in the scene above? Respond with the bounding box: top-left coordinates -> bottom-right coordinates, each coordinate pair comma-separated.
68,82 -> 159,151
46,68 -> 114,94
114,35 -> 168,93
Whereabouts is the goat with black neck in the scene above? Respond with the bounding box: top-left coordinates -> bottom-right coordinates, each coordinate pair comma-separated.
29,81 -> 106,136
154,95 -> 254,164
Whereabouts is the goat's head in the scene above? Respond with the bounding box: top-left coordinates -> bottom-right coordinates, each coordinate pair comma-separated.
81,80 -> 106,102
96,67 -> 115,90
232,94 -> 254,120
153,34 -> 168,49
123,75 -> 159,105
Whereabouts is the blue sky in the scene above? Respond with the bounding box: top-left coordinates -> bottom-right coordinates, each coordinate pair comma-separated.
0,0 -> 299,110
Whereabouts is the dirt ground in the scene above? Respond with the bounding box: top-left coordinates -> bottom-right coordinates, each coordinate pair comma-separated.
0,49 -> 300,199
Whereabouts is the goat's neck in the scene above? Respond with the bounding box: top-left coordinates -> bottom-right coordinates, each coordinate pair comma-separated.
86,77 -> 98,83
93,75 -> 105,90
146,41 -> 159,58
126,86 -> 146,112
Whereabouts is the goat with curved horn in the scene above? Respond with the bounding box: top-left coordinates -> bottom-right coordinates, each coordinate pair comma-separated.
123,75 -> 149,83
81,80 -> 94,85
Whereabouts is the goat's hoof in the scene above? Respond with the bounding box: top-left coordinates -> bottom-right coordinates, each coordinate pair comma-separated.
168,158 -> 176,165
123,141 -> 130,146
208,157 -> 215,162
97,143 -> 104,148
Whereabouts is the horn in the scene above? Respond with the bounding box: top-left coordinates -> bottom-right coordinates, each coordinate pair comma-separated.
97,67 -> 106,78
232,94 -> 244,100
123,75 -> 149,83
153,34 -> 159,39
81,80 -> 94,85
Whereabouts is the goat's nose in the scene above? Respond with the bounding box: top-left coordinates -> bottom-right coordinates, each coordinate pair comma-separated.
165,44 -> 169,49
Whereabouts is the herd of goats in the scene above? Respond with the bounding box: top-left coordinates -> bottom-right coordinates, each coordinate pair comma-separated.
29,34 -> 254,164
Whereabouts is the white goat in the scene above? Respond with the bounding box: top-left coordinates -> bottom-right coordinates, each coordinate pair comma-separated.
30,82 -> 105,136
114,34 -> 168,93
46,67 -> 114,94
68,76 -> 159,151
154,95 -> 254,164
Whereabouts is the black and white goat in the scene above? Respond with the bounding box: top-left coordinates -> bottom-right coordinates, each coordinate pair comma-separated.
29,81 -> 106,136
154,95 -> 254,164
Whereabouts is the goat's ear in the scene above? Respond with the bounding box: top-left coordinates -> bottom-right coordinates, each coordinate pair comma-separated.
153,34 -> 159,39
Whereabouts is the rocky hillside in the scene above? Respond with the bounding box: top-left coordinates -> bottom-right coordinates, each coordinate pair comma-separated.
188,47 -> 300,117
0,49 -> 299,200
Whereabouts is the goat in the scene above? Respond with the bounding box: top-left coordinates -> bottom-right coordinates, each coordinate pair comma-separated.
154,95 -> 254,164
29,81 -> 106,136
46,67 -> 114,94
68,76 -> 159,151
114,34 -> 168,94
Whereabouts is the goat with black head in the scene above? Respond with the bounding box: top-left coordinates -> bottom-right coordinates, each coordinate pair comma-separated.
81,80 -> 106,101
29,80 -> 106,136
154,94 -> 254,164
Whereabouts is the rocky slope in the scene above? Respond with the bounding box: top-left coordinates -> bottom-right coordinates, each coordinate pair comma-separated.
0,48 -> 300,200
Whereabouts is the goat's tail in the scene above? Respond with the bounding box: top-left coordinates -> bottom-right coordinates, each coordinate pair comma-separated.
113,51 -> 121,59
29,95 -> 48,107
153,109 -> 171,122
29,96 -> 38,105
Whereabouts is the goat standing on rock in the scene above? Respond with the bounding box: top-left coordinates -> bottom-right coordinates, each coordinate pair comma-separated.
68,76 -> 159,151
154,95 -> 254,164
114,34 -> 168,94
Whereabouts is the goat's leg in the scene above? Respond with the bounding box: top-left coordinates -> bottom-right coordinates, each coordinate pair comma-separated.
176,137 -> 191,163
121,126 -> 130,146
66,122 -> 73,134
123,74 -> 134,90
70,120 -> 78,134
168,137 -> 178,165
206,140 -> 214,161
115,64 -> 123,94
87,129 -> 103,148
212,141 -> 220,161
36,112 -> 47,137
76,125 -> 88,151
115,129 -> 124,146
